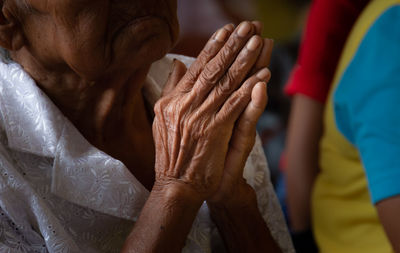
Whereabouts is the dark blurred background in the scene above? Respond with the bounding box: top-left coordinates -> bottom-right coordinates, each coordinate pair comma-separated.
172,0 -> 310,186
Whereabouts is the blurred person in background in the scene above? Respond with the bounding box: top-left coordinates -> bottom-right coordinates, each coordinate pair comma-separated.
285,0 -> 369,250
286,0 -> 400,252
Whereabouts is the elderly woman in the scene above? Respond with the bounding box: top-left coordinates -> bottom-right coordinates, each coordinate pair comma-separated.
0,0 -> 292,252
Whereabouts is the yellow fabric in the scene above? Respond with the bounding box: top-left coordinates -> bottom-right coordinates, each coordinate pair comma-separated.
312,0 -> 400,252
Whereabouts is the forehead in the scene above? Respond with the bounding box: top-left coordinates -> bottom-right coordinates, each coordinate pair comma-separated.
22,0 -> 177,17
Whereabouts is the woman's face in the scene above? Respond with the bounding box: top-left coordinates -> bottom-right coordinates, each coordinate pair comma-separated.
16,0 -> 179,81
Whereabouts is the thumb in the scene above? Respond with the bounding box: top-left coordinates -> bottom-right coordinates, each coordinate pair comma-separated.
162,59 -> 187,96
236,81 -> 268,137
223,81 -> 269,181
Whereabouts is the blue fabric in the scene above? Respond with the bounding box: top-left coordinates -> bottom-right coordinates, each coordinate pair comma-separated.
334,5 -> 400,204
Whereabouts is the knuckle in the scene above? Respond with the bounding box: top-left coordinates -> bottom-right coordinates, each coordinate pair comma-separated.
227,91 -> 248,110
217,109 -> 231,122
215,86 -> 229,98
224,37 -> 238,53
236,51 -> 250,68
235,88 -> 249,101
226,69 -> 239,86
217,48 -> 231,64
200,63 -> 223,84
222,97 -> 241,117
216,75 -> 235,96
227,94 -> 243,108
202,42 -> 219,58
242,77 -> 256,88
208,60 -> 224,75
198,53 -> 210,68
185,69 -> 198,83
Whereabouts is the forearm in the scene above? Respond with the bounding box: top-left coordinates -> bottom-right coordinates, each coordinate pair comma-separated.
285,94 -> 323,231
208,186 -> 280,253
122,182 -> 203,253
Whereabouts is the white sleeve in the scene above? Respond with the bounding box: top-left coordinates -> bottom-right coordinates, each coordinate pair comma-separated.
243,134 -> 294,252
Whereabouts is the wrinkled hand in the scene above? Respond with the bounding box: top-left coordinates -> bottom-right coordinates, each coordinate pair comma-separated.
208,24 -> 274,208
152,21 -> 271,203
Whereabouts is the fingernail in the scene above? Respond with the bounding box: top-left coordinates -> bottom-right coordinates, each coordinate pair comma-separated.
246,36 -> 261,51
214,28 -> 229,42
256,68 -> 270,80
237,22 -> 251,37
255,82 -> 267,93
225,23 -> 235,32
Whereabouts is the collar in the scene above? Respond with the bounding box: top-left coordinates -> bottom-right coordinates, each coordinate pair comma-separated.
0,54 -> 193,221
0,61 -> 64,157
0,60 -> 150,220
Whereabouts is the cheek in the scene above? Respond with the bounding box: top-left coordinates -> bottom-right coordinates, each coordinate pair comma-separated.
110,17 -> 173,71
55,7 -> 111,78
22,5 -> 112,79
22,15 -> 66,69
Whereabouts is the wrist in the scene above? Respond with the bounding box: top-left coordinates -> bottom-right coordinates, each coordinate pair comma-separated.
124,180 -> 204,252
206,185 -> 280,253
208,181 -> 258,211
152,179 -> 205,209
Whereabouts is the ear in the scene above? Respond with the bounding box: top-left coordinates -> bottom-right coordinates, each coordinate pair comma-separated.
0,1 -> 25,51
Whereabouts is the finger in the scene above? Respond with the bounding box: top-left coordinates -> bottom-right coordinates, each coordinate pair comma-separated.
162,59 -> 187,97
179,24 -> 235,91
224,81 -> 268,178
252,21 -> 263,35
191,21 -> 256,99
250,38 -> 274,75
236,81 -> 268,135
199,35 -> 263,113
262,38 -> 274,67
216,67 -> 271,124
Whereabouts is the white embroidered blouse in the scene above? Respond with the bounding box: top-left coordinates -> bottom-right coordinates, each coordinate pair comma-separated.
0,54 -> 293,253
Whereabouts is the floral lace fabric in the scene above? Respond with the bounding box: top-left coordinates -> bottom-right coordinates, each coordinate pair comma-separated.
0,55 -> 293,253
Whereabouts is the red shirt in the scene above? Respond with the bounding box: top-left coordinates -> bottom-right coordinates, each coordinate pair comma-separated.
285,0 -> 369,103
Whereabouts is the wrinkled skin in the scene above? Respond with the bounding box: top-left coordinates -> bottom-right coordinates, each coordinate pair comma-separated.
153,23 -> 272,204
14,0 -> 178,80
0,0 -> 277,251
3,0 -> 179,189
